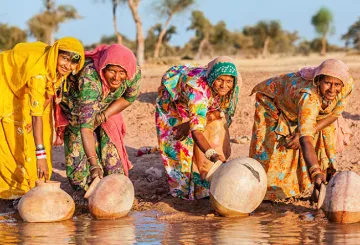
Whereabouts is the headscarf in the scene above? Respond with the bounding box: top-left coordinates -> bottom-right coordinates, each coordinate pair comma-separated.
85,44 -> 137,99
299,59 -> 350,85
206,56 -> 240,118
2,37 -> 84,98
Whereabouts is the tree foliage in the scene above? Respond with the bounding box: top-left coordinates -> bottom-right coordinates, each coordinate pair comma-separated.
342,18 -> 360,50
0,24 -> 27,51
311,7 -> 334,55
28,1 -> 80,44
243,20 -> 282,56
153,0 -> 195,58
146,23 -> 177,58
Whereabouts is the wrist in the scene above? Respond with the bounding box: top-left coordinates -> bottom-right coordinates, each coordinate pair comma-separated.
205,149 -> 217,160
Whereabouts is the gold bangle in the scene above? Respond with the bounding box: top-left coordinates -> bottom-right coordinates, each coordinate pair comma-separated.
308,165 -> 320,174
311,170 -> 324,181
87,155 -> 97,160
89,165 -> 102,172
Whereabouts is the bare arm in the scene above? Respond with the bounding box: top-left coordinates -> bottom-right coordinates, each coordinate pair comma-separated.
300,136 -> 326,186
32,116 -> 49,179
316,115 -> 338,131
192,130 -> 226,162
80,128 -> 103,178
103,97 -> 131,119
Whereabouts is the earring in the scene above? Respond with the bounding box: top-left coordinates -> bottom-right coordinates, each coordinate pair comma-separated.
72,70 -> 76,76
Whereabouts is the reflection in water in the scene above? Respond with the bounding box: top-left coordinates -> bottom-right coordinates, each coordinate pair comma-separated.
19,220 -> 76,245
0,211 -> 359,244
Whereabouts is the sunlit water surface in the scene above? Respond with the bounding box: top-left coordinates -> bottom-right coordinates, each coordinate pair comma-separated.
0,211 -> 359,244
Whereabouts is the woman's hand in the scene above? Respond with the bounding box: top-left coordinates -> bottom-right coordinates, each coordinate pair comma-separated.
37,158 -> 49,180
313,172 -> 326,189
90,166 -> 103,179
94,112 -> 105,129
285,132 -> 300,149
174,122 -> 190,141
209,153 -> 226,163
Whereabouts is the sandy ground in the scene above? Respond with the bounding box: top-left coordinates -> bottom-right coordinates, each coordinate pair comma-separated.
1,53 -> 360,223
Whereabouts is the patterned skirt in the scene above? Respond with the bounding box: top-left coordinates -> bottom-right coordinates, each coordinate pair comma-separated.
249,93 -> 337,200
155,86 -> 210,200
64,126 -> 124,191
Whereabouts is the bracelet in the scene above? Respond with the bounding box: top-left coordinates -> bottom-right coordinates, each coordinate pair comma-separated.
89,165 -> 102,172
205,149 -> 217,160
87,155 -> 97,161
36,149 -> 47,160
310,169 -> 324,181
308,165 -> 321,174
36,144 -> 45,150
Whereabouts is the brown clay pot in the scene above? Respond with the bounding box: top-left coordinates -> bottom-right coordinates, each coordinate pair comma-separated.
18,180 -> 75,222
210,157 -> 267,217
85,174 -> 134,219
322,171 -> 360,223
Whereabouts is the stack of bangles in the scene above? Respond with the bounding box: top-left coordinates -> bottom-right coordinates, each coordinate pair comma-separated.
36,145 -> 47,160
308,165 -> 325,182
205,148 -> 218,163
87,155 -> 102,172
96,111 -> 107,124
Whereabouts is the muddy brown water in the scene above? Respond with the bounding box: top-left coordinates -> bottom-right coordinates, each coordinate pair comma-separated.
1,211 -> 359,244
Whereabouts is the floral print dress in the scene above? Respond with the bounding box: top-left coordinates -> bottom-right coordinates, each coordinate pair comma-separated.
249,72 -> 353,200
155,65 -> 230,200
61,60 -> 141,190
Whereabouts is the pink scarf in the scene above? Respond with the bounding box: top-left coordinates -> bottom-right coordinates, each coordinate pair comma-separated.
101,113 -> 133,175
298,59 -> 352,153
85,44 -> 137,99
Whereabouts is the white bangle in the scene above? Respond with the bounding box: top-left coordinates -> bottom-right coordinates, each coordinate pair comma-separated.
205,148 -> 217,160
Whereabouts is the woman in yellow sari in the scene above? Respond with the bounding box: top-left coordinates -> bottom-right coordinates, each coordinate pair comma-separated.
0,37 -> 84,199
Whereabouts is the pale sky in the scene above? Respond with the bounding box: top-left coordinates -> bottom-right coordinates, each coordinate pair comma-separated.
1,0 -> 359,47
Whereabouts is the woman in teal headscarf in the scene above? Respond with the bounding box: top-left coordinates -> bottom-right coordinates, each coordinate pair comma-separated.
155,56 -> 240,200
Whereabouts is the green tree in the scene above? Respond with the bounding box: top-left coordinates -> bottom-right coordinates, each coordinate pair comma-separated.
153,0 -> 195,58
243,20 -> 282,57
0,24 -> 27,51
311,7 -> 334,55
187,10 -> 213,58
342,18 -> 360,50
146,23 -> 176,58
28,0 -> 80,44
211,21 -> 232,52
270,31 -> 299,54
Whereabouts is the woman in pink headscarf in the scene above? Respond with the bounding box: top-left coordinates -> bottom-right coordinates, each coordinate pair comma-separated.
60,44 -> 141,196
249,59 -> 353,201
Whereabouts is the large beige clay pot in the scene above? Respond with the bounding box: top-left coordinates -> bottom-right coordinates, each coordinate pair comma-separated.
85,174 -> 134,219
210,157 -> 267,217
18,180 -> 75,222
322,171 -> 360,223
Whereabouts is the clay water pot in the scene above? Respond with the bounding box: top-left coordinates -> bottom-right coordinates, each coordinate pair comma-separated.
210,157 -> 267,217
18,180 -> 75,222
322,171 -> 360,223
193,116 -> 230,179
85,174 -> 134,219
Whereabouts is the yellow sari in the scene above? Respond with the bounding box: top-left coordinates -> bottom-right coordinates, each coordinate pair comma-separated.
0,37 -> 84,199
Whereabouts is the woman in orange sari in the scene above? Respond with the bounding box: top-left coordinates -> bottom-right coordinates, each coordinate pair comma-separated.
0,37 -> 84,199
249,59 -> 353,201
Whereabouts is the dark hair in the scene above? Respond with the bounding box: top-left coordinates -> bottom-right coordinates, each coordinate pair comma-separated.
58,50 -> 81,64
